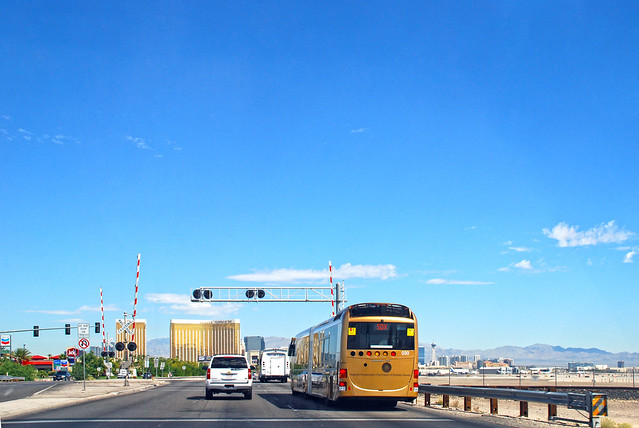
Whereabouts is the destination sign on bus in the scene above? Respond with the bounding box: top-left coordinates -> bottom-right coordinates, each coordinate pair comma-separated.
376,323 -> 388,331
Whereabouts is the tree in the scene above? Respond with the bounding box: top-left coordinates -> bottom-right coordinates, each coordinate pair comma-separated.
13,347 -> 31,363
71,352 -> 106,380
0,357 -> 37,380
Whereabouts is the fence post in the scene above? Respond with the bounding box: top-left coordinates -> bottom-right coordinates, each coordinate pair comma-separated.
464,396 -> 471,412
519,401 -> 528,417
548,387 -> 557,420
424,393 -> 431,406
489,398 -> 498,415
442,395 -> 449,408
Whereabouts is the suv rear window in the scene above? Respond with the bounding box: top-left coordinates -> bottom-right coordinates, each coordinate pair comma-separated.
210,356 -> 247,369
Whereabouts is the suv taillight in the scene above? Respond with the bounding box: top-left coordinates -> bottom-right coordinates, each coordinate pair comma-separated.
248,368 -> 252,380
207,368 -> 211,379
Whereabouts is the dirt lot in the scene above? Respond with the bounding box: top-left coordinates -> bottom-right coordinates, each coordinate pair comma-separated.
418,373 -> 638,427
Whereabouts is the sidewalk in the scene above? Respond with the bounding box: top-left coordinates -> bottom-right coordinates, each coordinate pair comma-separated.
0,379 -> 161,420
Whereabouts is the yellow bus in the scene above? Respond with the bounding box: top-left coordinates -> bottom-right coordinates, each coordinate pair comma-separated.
288,302 -> 419,407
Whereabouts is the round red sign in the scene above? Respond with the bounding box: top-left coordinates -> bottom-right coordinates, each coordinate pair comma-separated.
78,338 -> 90,349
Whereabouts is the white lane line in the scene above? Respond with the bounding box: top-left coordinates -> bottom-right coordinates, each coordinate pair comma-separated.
30,384 -> 57,397
3,418 -> 453,424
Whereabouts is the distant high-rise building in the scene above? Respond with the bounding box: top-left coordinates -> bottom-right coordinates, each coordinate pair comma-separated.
170,319 -> 241,362
244,336 -> 265,352
473,354 -> 481,362
438,355 -> 450,366
618,361 -> 625,369
115,319 -> 146,359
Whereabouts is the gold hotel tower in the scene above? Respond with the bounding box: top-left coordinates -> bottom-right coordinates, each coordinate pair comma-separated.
115,319 -> 147,359
170,319 -> 241,362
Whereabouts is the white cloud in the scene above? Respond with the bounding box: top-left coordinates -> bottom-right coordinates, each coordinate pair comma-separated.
510,246 -> 532,252
127,136 -> 151,150
624,251 -> 637,263
350,128 -> 368,133
145,293 -> 242,317
543,221 -> 633,247
227,263 -> 397,284
425,279 -> 494,285
514,259 -> 533,270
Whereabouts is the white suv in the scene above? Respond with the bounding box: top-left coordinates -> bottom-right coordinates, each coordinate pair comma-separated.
206,354 -> 253,399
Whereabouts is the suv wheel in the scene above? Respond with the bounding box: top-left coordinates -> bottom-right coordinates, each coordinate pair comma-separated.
244,390 -> 252,400
206,389 -> 213,400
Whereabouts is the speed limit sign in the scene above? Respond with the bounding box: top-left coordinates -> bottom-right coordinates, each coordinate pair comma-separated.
78,338 -> 90,349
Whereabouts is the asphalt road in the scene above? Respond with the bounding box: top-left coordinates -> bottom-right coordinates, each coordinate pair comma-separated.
0,381 -> 65,403
3,379 -> 523,427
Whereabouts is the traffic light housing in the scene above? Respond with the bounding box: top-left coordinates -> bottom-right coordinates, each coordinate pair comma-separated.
33,326 -> 39,337
95,322 -> 100,333
127,342 -> 137,352
65,324 -> 71,335
115,342 -> 125,351
246,289 -> 265,299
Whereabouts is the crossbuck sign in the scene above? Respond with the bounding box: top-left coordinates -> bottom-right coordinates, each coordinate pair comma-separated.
117,319 -> 134,335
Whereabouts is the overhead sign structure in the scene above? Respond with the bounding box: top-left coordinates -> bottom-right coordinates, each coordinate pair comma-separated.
78,338 -> 90,349
78,323 -> 90,338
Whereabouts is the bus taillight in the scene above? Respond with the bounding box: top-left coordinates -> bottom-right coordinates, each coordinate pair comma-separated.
339,368 -> 347,379
413,382 -> 419,392
414,369 -> 419,379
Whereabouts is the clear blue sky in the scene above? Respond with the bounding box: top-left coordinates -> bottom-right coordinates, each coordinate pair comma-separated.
1,2 -> 637,356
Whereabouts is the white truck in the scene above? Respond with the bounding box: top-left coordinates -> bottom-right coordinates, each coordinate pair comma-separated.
259,348 -> 289,383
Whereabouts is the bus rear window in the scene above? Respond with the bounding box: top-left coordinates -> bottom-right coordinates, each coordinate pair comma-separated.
349,303 -> 411,318
347,322 -> 415,350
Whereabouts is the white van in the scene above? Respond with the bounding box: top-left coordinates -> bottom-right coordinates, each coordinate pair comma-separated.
259,348 -> 289,383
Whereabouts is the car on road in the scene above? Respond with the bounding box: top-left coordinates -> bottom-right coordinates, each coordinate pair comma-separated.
205,354 -> 252,399
53,370 -> 72,381
142,372 -> 152,379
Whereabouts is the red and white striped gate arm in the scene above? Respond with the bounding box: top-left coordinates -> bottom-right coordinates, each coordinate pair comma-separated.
132,253 -> 140,343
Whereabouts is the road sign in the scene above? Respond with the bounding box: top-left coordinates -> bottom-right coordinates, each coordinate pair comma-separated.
78,323 -> 90,338
154,357 -> 159,366
144,358 -> 149,368
78,338 -> 90,349
117,319 -> 134,335
67,347 -> 78,357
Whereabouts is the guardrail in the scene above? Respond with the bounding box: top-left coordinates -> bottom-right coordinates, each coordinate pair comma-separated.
0,375 -> 26,382
418,384 -> 607,427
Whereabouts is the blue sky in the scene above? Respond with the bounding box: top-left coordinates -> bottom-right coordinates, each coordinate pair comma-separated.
1,2 -> 638,357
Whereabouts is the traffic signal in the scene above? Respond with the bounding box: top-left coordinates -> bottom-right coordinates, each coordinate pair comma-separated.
115,342 -> 125,351
257,289 -> 265,298
245,290 -> 255,298
65,324 -> 71,335
95,322 -> 100,333
101,351 -> 108,357
33,326 -> 39,337
127,342 -> 137,352
193,289 -> 212,299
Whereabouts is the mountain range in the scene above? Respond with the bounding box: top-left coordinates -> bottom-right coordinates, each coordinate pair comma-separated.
146,338 -> 638,366
433,343 -> 639,367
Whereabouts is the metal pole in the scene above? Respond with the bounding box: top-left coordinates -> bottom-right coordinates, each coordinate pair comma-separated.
83,352 -> 86,391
